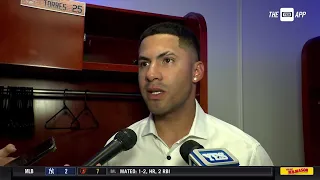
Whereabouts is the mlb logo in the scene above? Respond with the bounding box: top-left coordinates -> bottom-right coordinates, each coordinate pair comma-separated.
280,8 -> 294,22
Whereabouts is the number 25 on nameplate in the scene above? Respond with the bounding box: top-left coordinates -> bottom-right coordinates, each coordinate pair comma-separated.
20,0 -> 86,17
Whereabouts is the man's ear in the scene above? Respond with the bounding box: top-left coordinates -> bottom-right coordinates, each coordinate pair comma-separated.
192,61 -> 204,83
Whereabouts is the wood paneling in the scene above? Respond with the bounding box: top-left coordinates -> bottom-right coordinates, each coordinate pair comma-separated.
302,36 -> 320,166
0,0 -> 84,70
0,65 -> 148,166
0,0 -> 208,166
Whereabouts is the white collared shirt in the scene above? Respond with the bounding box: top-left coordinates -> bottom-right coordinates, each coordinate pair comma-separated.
103,100 -> 273,166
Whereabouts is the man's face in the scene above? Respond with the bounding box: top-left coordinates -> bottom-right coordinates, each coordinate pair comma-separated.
138,34 -> 194,116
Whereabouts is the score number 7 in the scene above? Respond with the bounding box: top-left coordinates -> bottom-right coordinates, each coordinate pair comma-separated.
96,168 -> 100,174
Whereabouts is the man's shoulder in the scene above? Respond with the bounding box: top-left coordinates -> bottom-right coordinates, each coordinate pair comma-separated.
205,114 -> 259,145
104,117 -> 149,145
205,114 -> 273,166
126,116 -> 149,132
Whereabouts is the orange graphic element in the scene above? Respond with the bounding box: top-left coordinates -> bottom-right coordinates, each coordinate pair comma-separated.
280,167 -> 314,175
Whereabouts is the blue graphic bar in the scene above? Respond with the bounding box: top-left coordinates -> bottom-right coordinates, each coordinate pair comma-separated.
11,166 -> 274,177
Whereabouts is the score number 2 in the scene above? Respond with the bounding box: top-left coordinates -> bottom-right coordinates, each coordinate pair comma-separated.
72,5 -> 83,14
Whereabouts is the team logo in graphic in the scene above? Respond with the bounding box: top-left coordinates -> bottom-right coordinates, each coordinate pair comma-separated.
79,168 -> 87,175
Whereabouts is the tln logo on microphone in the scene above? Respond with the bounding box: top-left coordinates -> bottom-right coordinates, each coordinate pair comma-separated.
200,150 -> 231,162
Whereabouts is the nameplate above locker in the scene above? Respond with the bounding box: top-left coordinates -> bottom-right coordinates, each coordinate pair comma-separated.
20,0 -> 86,16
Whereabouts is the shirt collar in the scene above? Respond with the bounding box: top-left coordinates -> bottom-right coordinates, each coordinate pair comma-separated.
141,99 -> 209,140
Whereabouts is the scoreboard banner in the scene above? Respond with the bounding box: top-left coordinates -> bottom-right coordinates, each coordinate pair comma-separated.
0,166 -> 318,179
13,166 -> 273,177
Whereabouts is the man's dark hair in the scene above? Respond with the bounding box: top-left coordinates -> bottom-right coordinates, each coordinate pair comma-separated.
139,22 -> 200,61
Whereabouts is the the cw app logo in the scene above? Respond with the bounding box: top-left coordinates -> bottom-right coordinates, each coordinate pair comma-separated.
201,152 -> 229,162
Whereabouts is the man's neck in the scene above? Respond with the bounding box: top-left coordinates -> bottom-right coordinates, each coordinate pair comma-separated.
154,99 -> 196,148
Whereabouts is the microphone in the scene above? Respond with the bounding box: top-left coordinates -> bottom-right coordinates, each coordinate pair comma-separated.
179,140 -> 239,166
83,128 -> 137,166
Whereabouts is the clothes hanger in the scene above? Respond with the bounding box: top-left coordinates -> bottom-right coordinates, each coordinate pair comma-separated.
71,90 -> 99,130
45,89 -> 80,130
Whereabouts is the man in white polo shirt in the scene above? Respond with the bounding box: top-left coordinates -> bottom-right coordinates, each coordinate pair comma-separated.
0,22 -> 273,167
103,22 -> 273,166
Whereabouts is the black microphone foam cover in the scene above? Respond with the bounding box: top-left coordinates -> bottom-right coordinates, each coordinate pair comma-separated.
115,128 -> 137,151
180,140 -> 204,163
